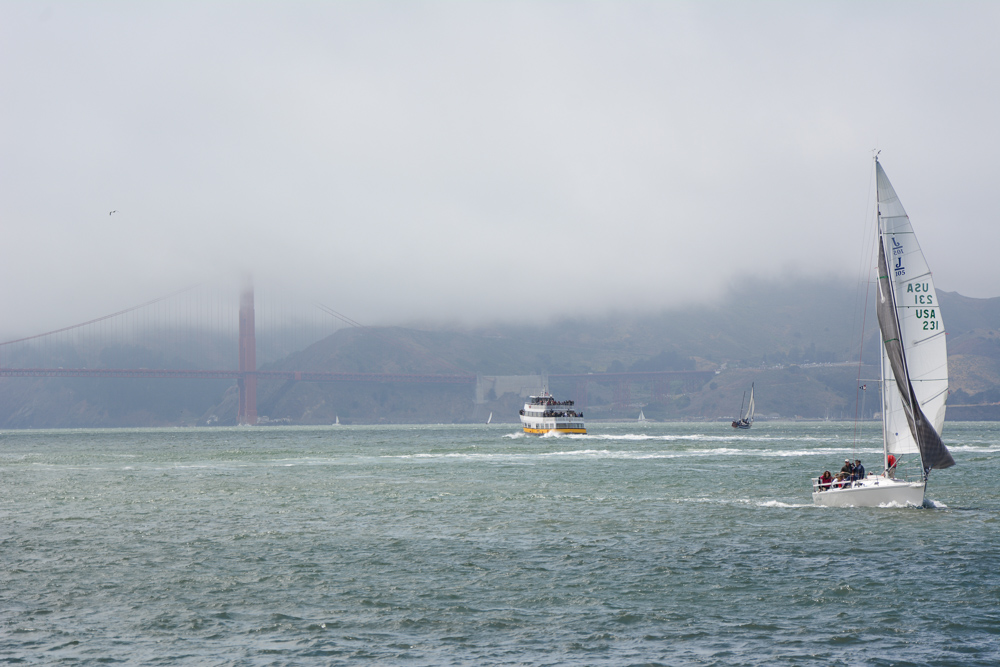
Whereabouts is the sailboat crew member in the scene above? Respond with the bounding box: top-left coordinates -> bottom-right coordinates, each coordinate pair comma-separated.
886,454 -> 897,478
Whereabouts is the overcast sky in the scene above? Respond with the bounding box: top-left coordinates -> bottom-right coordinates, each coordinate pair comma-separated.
2,2 -> 999,337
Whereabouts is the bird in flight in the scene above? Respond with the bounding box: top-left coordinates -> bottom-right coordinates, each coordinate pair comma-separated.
109,210 -> 117,216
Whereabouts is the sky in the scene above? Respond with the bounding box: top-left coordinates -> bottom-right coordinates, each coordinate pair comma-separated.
2,1 -> 999,337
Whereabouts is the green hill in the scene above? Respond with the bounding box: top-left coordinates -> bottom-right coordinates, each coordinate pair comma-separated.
4,278 -> 1000,427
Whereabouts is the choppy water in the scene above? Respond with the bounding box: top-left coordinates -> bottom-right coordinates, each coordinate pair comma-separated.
2,421 -> 999,666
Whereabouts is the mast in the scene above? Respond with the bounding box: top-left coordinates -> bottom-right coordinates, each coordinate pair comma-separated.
875,161 -> 890,471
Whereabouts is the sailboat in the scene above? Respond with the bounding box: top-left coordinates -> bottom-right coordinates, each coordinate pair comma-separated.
731,383 -> 754,429
637,409 -> 648,423
487,412 -> 492,424
333,415 -> 340,426
813,158 -> 955,507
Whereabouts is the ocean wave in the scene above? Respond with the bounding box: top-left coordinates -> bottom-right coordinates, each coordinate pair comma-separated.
503,430 -> 880,445
756,499 -> 814,508
566,433 -> 861,444
944,445 -> 1000,453
380,446 -> 890,462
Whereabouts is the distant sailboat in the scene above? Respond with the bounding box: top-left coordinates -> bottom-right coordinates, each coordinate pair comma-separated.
333,416 -> 340,426
637,410 -> 648,423
487,412 -> 492,424
732,384 -> 754,429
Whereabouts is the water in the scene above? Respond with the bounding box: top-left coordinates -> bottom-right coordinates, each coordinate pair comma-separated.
2,421 -> 999,665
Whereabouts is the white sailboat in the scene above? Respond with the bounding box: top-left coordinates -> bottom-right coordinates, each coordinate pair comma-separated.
487,412 -> 492,424
813,158 -> 955,507
732,384 -> 754,429
637,409 -> 647,423
333,415 -> 340,426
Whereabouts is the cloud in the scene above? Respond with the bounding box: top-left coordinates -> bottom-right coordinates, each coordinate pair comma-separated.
2,2 -> 998,337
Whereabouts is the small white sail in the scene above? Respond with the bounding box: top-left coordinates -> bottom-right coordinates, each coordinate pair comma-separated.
487,412 -> 492,424
745,384 -> 755,423
638,410 -> 646,422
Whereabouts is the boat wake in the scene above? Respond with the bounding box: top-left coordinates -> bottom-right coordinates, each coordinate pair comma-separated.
756,499 -> 814,509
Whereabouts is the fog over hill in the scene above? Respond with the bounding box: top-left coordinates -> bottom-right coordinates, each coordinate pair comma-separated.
4,3 -> 1000,336
3,278 -> 1000,428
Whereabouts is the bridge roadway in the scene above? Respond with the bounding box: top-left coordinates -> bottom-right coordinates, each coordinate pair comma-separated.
0,368 -> 714,384
0,368 -> 478,383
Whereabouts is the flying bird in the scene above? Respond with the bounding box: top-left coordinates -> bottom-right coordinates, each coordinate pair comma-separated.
109,210 -> 117,216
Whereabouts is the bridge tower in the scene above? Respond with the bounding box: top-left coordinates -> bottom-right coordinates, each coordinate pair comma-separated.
237,281 -> 257,425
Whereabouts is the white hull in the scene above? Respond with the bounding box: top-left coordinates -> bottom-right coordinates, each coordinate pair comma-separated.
812,476 -> 924,507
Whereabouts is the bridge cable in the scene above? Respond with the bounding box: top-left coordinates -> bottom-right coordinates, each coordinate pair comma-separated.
0,284 -> 202,347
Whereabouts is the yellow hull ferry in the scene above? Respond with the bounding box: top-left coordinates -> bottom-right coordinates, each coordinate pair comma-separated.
519,391 -> 586,435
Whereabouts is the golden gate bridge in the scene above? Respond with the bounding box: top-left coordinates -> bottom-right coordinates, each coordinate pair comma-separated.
0,282 -> 712,424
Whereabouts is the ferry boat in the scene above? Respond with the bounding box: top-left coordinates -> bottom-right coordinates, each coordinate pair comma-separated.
518,392 -> 586,434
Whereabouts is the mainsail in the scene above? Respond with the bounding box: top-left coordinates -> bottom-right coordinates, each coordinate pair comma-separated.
745,384 -> 755,423
874,161 -> 954,471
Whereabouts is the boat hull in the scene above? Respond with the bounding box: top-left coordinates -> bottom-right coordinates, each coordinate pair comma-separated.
522,426 -> 587,435
812,477 -> 924,507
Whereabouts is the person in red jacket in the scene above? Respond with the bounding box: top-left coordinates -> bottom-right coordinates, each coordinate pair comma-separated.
817,470 -> 833,491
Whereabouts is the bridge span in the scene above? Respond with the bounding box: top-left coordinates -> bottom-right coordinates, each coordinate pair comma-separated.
1,284 -> 715,424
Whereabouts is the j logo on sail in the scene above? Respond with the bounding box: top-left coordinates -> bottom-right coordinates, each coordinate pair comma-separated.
894,256 -> 906,276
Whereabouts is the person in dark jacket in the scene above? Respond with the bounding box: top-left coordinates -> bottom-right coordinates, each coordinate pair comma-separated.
841,459 -> 855,480
854,459 -> 865,480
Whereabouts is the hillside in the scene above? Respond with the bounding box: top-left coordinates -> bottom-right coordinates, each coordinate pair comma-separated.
211,281 -> 1000,425
4,279 -> 1000,427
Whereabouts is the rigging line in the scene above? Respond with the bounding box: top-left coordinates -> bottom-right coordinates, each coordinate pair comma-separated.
0,284 -> 203,347
853,161 -> 879,450
850,157 -> 878,360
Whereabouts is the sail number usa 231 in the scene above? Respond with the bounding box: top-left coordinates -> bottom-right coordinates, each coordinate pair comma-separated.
908,283 -> 938,330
